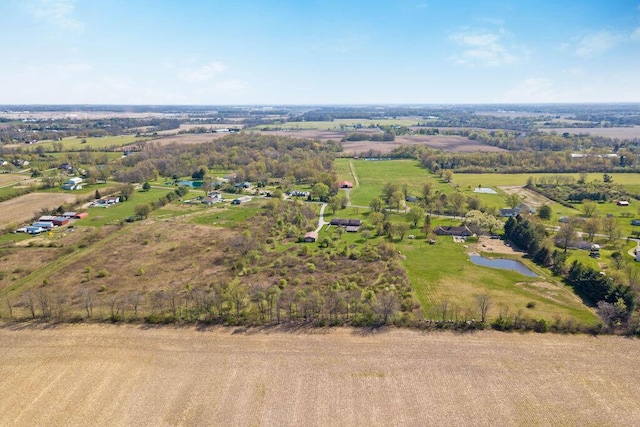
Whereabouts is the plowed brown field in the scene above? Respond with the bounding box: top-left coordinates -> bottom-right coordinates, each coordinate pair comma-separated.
1,326 -> 639,426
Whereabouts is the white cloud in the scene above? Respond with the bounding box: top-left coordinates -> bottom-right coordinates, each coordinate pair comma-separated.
501,77 -> 560,103
178,62 -> 228,83
631,27 -> 640,42
449,29 -> 524,67
574,30 -> 623,57
23,0 -> 84,31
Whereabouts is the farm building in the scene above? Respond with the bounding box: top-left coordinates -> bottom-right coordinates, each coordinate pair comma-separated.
329,218 -> 361,228
433,226 -> 474,237
52,216 -> 70,226
61,177 -> 83,190
32,221 -> 54,230
74,212 -> 89,219
303,231 -> 318,242
617,200 -> 630,206
339,181 -> 353,188
231,196 -> 252,205
62,212 -> 77,218
201,196 -> 221,205
632,219 -> 640,226
39,215 -> 57,222
26,226 -> 45,235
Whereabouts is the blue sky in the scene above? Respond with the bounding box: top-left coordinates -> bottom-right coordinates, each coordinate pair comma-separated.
1,0 -> 640,104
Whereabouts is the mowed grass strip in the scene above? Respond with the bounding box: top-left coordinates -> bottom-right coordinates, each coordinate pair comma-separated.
37,135 -> 148,150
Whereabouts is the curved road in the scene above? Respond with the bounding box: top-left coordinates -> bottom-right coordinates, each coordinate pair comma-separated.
315,203 -> 328,233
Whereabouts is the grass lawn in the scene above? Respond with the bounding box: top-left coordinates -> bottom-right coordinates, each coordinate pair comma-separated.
335,159 -> 447,207
37,135 -> 148,151
398,236 -> 599,325
79,189 -> 174,226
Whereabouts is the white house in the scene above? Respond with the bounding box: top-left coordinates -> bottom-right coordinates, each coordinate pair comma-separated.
61,177 -> 83,190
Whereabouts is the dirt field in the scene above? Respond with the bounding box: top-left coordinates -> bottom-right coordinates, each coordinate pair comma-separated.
468,235 -> 526,256
394,135 -> 506,152
0,192 -> 78,228
541,126 -> 640,140
498,185 -> 553,208
1,326 -> 639,426
0,173 -> 30,186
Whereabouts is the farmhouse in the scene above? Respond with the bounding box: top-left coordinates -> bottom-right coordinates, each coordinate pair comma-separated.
93,196 -> 121,207
339,181 -> 353,188
303,231 -> 318,242
61,177 -> 83,190
433,226 -> 474,237
499,203 -> 535,218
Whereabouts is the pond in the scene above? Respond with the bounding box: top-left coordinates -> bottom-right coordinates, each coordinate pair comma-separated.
469,255 -> 537,277
177,180 -> 204,188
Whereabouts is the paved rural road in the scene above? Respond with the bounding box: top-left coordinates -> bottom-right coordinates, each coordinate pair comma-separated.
315,203 -> 328,232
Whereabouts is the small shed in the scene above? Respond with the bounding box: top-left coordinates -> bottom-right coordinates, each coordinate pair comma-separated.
62,212 -> 77,218
74,212 -> 89,219
303,231 -> 318,242
339,181 -> 353,188
617,200 -> 629,206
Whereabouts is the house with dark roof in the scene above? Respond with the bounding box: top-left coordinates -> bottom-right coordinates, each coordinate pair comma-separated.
303,231 -> 318,242
499,203 -> 535,217
433,225 -> 474,237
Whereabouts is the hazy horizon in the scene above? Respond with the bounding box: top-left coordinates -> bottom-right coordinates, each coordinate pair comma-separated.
2,0 -> 639,105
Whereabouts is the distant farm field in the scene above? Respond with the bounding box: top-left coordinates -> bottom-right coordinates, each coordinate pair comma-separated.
0,192 -> 78,228
541,126 -> 640,139
1,326 -> 640,426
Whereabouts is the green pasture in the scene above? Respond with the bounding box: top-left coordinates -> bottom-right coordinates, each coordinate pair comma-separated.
398,236 -> 599,325
36,135 -> 147,151
78,189 -> 173,226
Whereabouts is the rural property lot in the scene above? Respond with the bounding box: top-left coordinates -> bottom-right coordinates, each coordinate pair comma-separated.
1,326 -> 640,426
541,126 -> 640,139
0,192 -> 78,228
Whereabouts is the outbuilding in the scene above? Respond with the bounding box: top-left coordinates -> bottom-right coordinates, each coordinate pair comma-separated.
52,216 -> 70,226
303,231 -> 318,242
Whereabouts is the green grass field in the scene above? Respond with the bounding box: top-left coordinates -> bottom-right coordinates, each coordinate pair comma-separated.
398,236 -> 599,325
36,135 -> 148,151
78,188 -> 174,226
